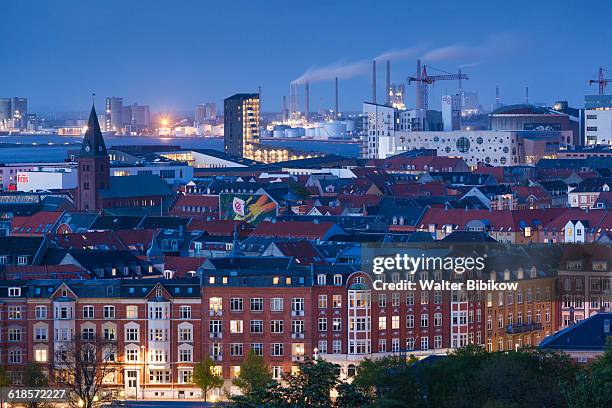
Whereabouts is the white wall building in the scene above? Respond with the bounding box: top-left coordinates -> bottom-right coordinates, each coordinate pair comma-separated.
362,103 -> 397,159
17,168 -> 77,192
585,109 -> 612,146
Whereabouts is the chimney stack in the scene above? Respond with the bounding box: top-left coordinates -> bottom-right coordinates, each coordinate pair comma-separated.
525,86 -> 529,104
386,60 -> 391,106
305,81 -> 310,122
372,60 -> 377,104
495,85 -> 500,109
282,95 -> 287,122
335,77 -> 339,120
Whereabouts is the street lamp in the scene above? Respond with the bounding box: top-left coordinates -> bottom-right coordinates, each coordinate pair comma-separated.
140,345 -> 146,400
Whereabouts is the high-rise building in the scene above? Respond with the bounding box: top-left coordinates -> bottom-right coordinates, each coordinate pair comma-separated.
105,97 -> 124,134
195,103 -> 217,124
224,93 -> 260,158
442,94 -> 461,131
0,98 -> 11,123
77,105 -> 110,212
584,95 -> 612,146
125,104 -> 150,129
11,97 -> 27,129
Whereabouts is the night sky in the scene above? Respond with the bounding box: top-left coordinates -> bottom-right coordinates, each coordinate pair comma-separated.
2,0 -> 611,113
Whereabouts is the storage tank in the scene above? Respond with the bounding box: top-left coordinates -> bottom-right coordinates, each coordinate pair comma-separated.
323,121 -> 347,139
285,128 -> 300,138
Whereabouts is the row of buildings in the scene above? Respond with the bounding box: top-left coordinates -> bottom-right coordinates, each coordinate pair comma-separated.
0,243 -> 609,399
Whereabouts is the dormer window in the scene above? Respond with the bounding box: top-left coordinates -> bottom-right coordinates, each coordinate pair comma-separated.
317,274 -> 326,285
333,275 -> 342,285
8,287 -> 21,297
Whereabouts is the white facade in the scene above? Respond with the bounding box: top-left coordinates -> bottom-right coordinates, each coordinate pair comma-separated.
394,130 -> 518,167
17,168 -> 77,191
362,103 -> 397,159
584,108 -> 612,146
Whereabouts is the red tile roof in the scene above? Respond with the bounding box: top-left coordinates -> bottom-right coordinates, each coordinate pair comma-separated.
12,211 -> 63,236
54,231 -> 127,250
3,265 -> 89,280
251,221 -> 338,240
271,241 -> 328,265
163,256 -> 205,278
186,219 -> 252,236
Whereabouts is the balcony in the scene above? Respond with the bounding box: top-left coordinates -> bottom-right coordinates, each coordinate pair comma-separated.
209,309 -> 222,317
291,332 -> 305,340
292,355 -> 305,362
291,310 -> 305,317
506,323 -> 543,334
209,332 -> 223,339
210,354 -> 223,362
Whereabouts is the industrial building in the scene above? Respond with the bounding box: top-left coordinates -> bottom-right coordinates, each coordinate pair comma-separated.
0,97 -> 28,130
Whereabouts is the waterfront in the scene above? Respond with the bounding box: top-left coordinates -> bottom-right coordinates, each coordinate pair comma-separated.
0,135 -> 360,163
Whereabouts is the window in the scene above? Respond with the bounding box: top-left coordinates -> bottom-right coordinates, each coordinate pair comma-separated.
17,256 -> 28,265
8,306 -> 22,320
271,343 -> 284,356
250,320 -> 263,333
333,275 -> 342,285
83,306 -> 94,319
421,314 -> 429,328
126,327 -> 139,342
434,335 -> 442,349
333,340 -> 342,354
8,287 -> 21,297
230,343 -> 243,357
421,337 -> 429,351
271,298 -> 283,311
317,274 -> 326,285
126,305 -> 138,319
210,320 -> 222,334
179,306 -> 192,319
209,297 -> 223,313
272,366 -> 283,380
391,315 -> 400,329
250,298 -> 263,312
230,320 -> 243,334
318,340 -> 328,354
434,313 -> 442,327
406,292 -> 414,306
291,320 -> 304,334
126,349 -> 139,362
318,295 -> 328,308
251,343 -> 263,356
35,349 -> 48,363
379,316 -> 387,330
35,327 -> 48,341
230,298 -> 243,311
82,327 -> 95,341
103,306 -> 115,319
318,318 -> 327,332
104,327 -> 115,341
333,295 -> 342,308
406,314 -> 414,328
392,293 -> 400,307
271,320 -> 284,333
379,294 -> 386,307
179,348 -> 193,362
179,327 -> 192,342
9,328 -> 22,341
333,318 -> 342,331
291,298 -> 305,312
35,306 -> 47,319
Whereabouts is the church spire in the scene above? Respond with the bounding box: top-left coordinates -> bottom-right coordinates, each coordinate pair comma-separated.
80,105 -> 108,158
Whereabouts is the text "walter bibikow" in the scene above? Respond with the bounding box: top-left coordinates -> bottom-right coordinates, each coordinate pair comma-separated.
370,254 -> 518,291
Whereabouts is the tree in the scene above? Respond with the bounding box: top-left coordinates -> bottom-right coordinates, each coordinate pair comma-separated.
193,356 -> 224,402
233,351 -> 273,394
280,359 -> 339,408
565,337 -> 612,408
334,382 -> 371,408
0,364 -> 10,386
53,336 -> 119,408
23,364 -> 52,408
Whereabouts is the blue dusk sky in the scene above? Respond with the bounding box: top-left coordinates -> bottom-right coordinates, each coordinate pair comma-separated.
1,0 -> 611,113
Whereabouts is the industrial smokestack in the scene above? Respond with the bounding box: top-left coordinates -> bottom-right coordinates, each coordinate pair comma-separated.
305,81 -> 310,122
495,85 -> 500,109
372,60 -> 377,104
386,60 -> 391,106
335,77 -> 339,120
525,86 -> 529,104
415,59 -> 422,110
282,95 -> 287,122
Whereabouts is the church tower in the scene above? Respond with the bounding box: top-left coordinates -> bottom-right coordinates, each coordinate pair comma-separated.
77,105 -> 110,212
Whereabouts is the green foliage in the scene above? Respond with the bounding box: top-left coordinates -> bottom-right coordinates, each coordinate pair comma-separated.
0,364 -> 11,386
193,356 -> 224,402
23,363 -> 49,387
233,351 -> 273,394
334,382 -> 371,408
281,359 -> 339,408
565,337 -> 612,408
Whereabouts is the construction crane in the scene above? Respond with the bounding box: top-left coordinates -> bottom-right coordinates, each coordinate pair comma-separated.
407,59 -> 468,110
588,67 -> 611,95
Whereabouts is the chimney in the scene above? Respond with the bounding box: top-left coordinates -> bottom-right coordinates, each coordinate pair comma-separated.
335,77 -> 339,119
495,85 -> 500,109
386,60 -> 391,106
305,81 -> 310,122
372,60 -> 377,104
282,95 -> 287,122
525,86 -> 529,104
